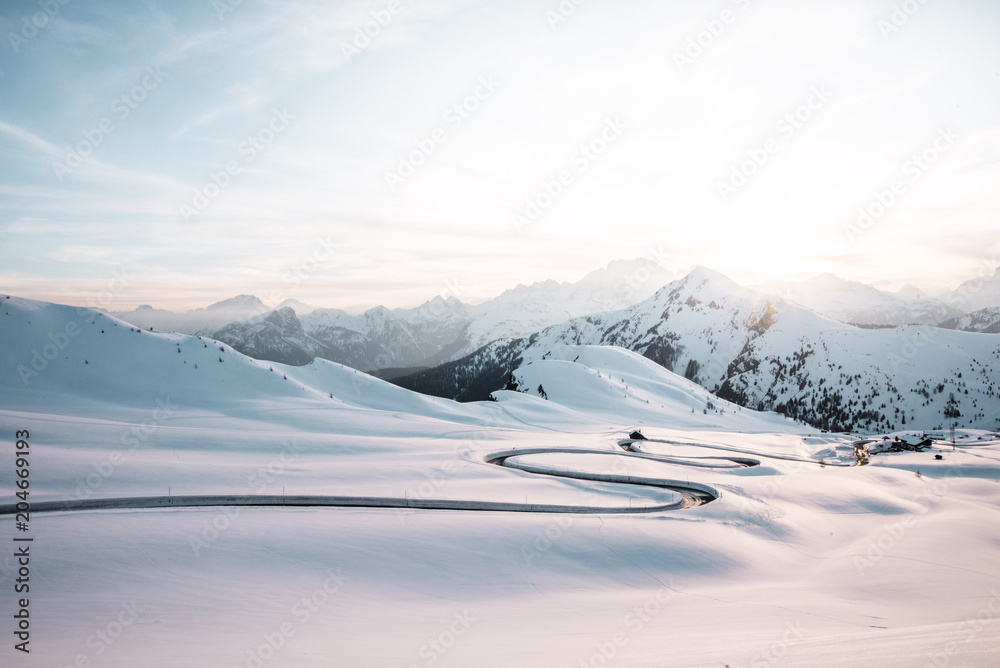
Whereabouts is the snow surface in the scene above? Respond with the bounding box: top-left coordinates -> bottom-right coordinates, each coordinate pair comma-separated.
2,295 -> 1000,667
436,267 -> 1000,432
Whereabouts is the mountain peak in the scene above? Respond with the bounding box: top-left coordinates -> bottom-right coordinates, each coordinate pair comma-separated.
264,306 -> 301,330
276,298 -> 315,315
684,265 -> 737,287
896,284 -> 926,300
807,272 -> 852,286
206,295 -> 267,312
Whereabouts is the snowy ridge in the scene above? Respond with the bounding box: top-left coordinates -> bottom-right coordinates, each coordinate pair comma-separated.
499,345 -> 799,432
396,268 -> 1000,432
109,258 -> 675,371
110,262 -> 997,381
938,306 -> 1000,334
758,273 -> 963,326
944,266 -> 1000,313
442,259 -> 676,364
112,294 -> 271,333
2,293 -> 766,432
0,295 -> 509,430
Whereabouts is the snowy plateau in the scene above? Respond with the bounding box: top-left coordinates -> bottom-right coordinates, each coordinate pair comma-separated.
2,265 -> 1000,667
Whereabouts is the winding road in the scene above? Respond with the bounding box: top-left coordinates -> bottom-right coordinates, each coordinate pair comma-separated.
1,437 -> 844,517
620,437 -> 858,467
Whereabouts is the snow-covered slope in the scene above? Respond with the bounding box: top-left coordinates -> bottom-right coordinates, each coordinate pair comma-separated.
4,292 -> 1000,667
758,273 -> 962,326
396,268 -> 1000,432
3,296 -> 331,417
501,345 -> 801,432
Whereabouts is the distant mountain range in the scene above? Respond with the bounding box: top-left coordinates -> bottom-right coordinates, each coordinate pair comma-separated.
112,258 -> 678,370
105,261 -> 1000,433
756,273 -> 964,326
938,306 -> 1000,334
393,267 -> 1000,433
115,294 -> 273,333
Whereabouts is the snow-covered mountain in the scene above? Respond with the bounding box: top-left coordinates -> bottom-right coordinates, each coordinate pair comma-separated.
112,294 -> 271,333
943,267 -> 1000,313
210,306 -> 391,367
111,263 -> 996,407
275,297 -> 317,315
502,344 -> 789,431
143,258 -> 676,371
757,273 -> 962,326
301,295 -> 470,369
0,293 -> 785,435
938,306 -> 1000,334
431,259 -> 676,365
395,267 -> 1000,432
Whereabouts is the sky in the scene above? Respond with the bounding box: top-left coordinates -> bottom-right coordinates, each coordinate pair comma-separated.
0,0 -> 998,312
